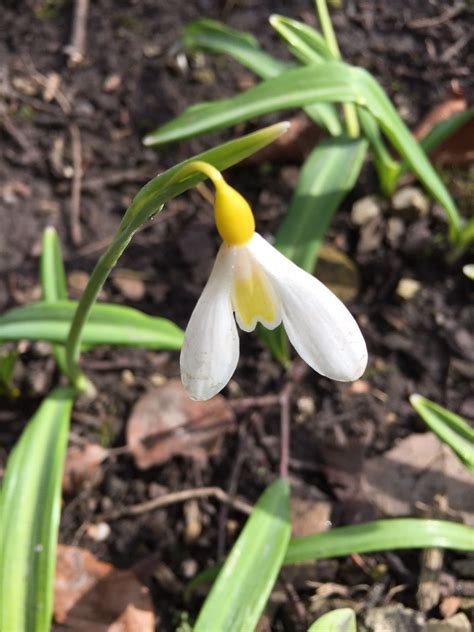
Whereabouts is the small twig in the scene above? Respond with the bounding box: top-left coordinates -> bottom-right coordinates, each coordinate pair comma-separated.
440,34 -> 471,63
94,486 -> 253,523
407,3 -> 466,29
65,0 -> 90,66
279,382 -> 293,479
69,124 -> 83,246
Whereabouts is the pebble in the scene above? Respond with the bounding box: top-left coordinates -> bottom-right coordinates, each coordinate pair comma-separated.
351,195 -> 383,225
86,522 -> 111,542
392,186 -> 430,220
396,278 -> 421,300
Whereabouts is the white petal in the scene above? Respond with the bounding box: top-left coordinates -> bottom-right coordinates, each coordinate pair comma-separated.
248,234 -> 367,381
180,245 -> 239,400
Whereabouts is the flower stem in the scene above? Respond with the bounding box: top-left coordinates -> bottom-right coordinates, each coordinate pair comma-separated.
315,0 -> 360,138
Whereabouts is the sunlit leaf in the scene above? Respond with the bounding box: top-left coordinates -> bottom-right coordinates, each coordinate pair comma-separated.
307,608 -> 356,632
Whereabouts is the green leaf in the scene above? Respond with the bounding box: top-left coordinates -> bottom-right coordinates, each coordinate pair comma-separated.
0,387 -> 75,631
194,479 -> 291,632
0,350 -> 19,398
285,519 -> 474,565
40,227 -> 68,373
420,105 -> 474,156
0,301 -> 184,350
184,18 -> 290,78
269,14 -> 333,64
145,62 -> 462,240
181,18 -> 342,136
261,136 -> 367,363
308,608 -> 356,632
188,518 -> 474,593
410,394 -> 474,472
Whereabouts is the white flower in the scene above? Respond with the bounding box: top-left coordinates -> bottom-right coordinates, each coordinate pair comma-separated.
178,162 -> 367,401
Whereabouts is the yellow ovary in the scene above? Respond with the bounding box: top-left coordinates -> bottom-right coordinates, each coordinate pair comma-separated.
214,181 -> 255,246
232,261 -> 280,331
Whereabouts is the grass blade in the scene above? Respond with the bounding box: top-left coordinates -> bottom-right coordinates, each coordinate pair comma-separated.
269,14 -> 332,64
40,227 -> 68,373
145,63 -> 462,240
0,301 -> 184,350
410,394 -> 474,472
308,608 -> 356,632
182,18 -> 342,136
420,105 -> 474,156
0,387 -> 75,631
194,479 -> 291,632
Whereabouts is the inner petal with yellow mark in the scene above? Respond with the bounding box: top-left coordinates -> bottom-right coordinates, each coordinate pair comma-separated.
231,247 -> 281,332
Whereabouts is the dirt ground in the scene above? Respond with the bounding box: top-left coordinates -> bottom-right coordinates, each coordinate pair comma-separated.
1,1 -> 473,630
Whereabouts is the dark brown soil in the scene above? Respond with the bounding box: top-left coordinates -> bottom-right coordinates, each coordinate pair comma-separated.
1,1 -> 473,630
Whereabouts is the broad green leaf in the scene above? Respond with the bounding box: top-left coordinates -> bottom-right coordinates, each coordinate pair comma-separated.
40,227 -> 68,373
145,63 -> 462,240
187,518 -> 474,593
0,387 -> 75,631
410,394 -> 474,472
180,18 -> 342,136
269,14 -> 333,64
308,608 -> 356,632
0,301 -> 184,350
194,478 -> 291,632
261,136 -> 367,363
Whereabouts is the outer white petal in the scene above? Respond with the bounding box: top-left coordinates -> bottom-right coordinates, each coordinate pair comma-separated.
248,233 -> 367,381
180,245 -> 239,400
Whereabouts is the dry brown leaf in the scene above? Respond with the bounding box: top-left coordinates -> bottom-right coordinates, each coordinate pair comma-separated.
63,443 -> 109,494
362,433 -> 474,525
315,244 -> 360,302
54,545 -> 154,631
126,378 -> 235,469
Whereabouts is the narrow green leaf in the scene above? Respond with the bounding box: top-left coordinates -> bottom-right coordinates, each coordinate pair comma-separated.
184,18 -> 290,78
285,519 -> 474,565
181,18 -> 342,136
40,227 -> 68,373
308,608 -> 356,632
0,350 -> 19,398
269,14 -> 333,64
0,301 -> 184,350
0,387 -> 75,631
261,136 -> 367,363
145,63 -> 462,240
194,479 -> 291,632
410,394 -> 474,472
187,518 -> 474,593
420,106 -> 474,156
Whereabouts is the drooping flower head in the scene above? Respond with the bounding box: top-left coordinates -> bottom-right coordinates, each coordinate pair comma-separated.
180,162 -> 367,400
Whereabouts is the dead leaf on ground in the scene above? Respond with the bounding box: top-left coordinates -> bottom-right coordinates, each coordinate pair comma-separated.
126,378 -> 236,469
54,545 -> 154,631
315,244 -> 360,302
362,433 -> 474,525
63,443 -> 109,494
414,96 -> 474,165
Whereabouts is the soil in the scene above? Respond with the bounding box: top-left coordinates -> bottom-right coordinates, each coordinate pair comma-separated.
1,1 -> 473,630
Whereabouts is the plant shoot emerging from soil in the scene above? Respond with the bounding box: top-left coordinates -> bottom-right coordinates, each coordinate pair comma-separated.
179,162 -> 368,400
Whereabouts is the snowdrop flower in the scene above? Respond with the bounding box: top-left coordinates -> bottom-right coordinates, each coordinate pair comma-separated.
180,162 -> 367,400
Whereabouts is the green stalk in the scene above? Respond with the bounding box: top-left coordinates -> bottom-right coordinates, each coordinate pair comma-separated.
315,0 -> 359,138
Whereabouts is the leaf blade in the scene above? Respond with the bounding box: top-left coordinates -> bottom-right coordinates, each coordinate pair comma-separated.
307,608 -> 357,632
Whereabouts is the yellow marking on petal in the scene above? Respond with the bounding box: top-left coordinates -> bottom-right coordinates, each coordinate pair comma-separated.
214,180 -> 255,246
232,264 -> 279,331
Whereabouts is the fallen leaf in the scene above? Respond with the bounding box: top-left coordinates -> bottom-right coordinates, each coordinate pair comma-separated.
362,433 -> 474,525
63,443 -> 109,494
315,244 -> 360,302
126,379 -> 235,469
54,545 -> 154,631
414,98 -> 467,141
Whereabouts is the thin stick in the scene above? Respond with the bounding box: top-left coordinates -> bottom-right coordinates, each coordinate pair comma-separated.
65,0 -> 90,66
279,383 -> 292,479
69,124 -> 83,246
94,486 -> 254,523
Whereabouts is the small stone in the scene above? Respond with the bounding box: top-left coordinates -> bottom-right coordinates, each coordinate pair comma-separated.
351,195 -> 382,225
181,559 -> 198,579
392,186 -> 430,220
149,373 -> 166,387
386,217 -> 405,247
68,271 -> 90,294
296,396 -> 315,417
362,604 -> 425,632
112,273 -> 146,301
103,74 -> 121,92
86,522 -> 111,542
121,369 -> 135,386
426,613 -> 471,632
396,278 -> 421,300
